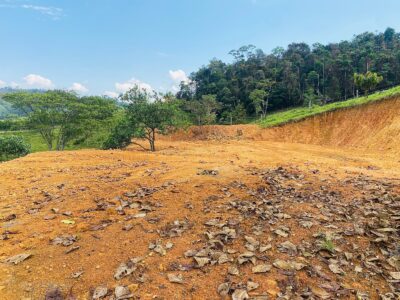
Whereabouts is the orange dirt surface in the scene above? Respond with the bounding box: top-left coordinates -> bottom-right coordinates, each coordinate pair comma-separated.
0,99 -> 399,300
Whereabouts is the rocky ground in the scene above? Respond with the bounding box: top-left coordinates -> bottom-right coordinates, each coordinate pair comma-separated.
0,140 -> 399,299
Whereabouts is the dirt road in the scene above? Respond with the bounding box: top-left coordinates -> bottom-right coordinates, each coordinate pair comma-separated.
0,138 -> 399,299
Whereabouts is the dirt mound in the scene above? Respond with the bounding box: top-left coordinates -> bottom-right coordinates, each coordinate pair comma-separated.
166,98 -> 400,154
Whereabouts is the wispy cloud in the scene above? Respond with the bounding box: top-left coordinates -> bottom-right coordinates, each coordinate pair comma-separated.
0,1 -> 64,20
21,4 -> 63,19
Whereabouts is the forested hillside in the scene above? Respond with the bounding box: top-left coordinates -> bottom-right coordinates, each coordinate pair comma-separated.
177,27 -> 400,120
0,88 -> 24,119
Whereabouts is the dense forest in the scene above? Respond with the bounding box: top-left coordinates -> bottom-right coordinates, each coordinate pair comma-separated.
177,27 -> 400,122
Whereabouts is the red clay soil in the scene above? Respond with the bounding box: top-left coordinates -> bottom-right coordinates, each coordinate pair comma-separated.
0,99 -> 399,300
168,97 -> 400,155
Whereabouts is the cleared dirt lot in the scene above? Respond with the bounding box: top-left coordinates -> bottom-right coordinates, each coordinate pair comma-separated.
0,99 -> 399,299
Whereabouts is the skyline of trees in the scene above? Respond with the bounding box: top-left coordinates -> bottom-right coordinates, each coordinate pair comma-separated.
177,27 -> 400,121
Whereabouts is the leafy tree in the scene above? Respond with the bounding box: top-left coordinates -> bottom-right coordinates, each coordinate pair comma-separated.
4,91 -> 117,150
103,117 -> 133,149
0,135 -> 30,161
185,94 -> 220,125
353,71 -> 383,96
230,103 -> 247,124
303,88 -> 319,108
121,85 -> 188,151
249,89 -> 267,118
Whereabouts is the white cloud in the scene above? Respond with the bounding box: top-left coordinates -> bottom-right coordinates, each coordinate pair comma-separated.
23,74 -> 53,89
104,91 -> 119,98
115,78 -> 153,93
0,80 -> 6,88
69,82 -> 88,94
169,69 -> 189,83
21,5 -> 63,19
0,3 -> 64,20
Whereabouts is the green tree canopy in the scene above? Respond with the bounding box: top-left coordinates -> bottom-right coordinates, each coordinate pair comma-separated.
178,28 -> 398,120
116,85 -> 188,151
4,90 -> 117,150
353,71 -> 384,96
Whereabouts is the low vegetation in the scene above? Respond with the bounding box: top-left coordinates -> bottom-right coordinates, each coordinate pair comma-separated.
258,85 -> 400,127
3,90 -> 118,151
0,135 -> 30,161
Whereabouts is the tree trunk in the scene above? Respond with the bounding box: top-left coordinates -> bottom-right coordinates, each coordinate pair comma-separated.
149,129 -> 156,152
40,130 -> 52,151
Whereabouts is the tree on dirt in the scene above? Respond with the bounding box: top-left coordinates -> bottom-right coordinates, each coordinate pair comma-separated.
3,90 -> 117,150
102,118 -> 133,150
0,135 -> 30,161
353,71 -> 383,96
185,94 -> 220,126
116,85 -> 187,152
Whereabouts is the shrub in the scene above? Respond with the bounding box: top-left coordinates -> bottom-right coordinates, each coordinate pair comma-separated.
102,119 -> 133,149
0,118 -> 29,131
0,135 -> 31,161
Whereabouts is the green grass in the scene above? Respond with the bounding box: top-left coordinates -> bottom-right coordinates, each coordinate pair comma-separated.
0,112 -> 122,155
321,238 -> 335,253
258,85 -> 400,128
0,126 -> 112,153
0,130 -> 48,152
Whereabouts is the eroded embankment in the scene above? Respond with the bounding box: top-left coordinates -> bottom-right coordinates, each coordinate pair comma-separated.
166,98 -> 400,154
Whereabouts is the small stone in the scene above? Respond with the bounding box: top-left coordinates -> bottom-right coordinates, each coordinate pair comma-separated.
167,273 -> 184,284
92,286 -> 108,299
228,265 -> 240,276
252,264 -> 272,273
247,281 -> 259,291
114,286 -> 133,299
4,253 -> 32,265
232,289 -> 249,300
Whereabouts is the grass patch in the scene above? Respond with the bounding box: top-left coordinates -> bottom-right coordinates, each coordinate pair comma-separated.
321,238 -> 335,253
258,85 -> 400,128
0,130 -> 47,152
0,126 -> 113,153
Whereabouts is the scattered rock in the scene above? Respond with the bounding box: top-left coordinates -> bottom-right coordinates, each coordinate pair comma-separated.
4,253 -> 32,265
114,257 -> 143,280
45,287 -> 64,300
232,289 -> 249,300
252,264 -> 272,273
114,286 -> 133,299
197,169 -> 219,176
92,286 -> 108,299
167,273 -> 184,284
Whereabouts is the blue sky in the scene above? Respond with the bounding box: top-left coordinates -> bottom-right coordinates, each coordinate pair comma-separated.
1,0 -> 400,96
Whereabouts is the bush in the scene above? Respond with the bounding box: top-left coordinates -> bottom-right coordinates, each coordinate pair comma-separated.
102,119 -> 133,149
0,118 -> 29,131
0,135 -> 31,161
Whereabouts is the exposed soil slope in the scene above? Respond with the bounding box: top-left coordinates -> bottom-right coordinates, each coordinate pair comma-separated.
168,97 -> 400,154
